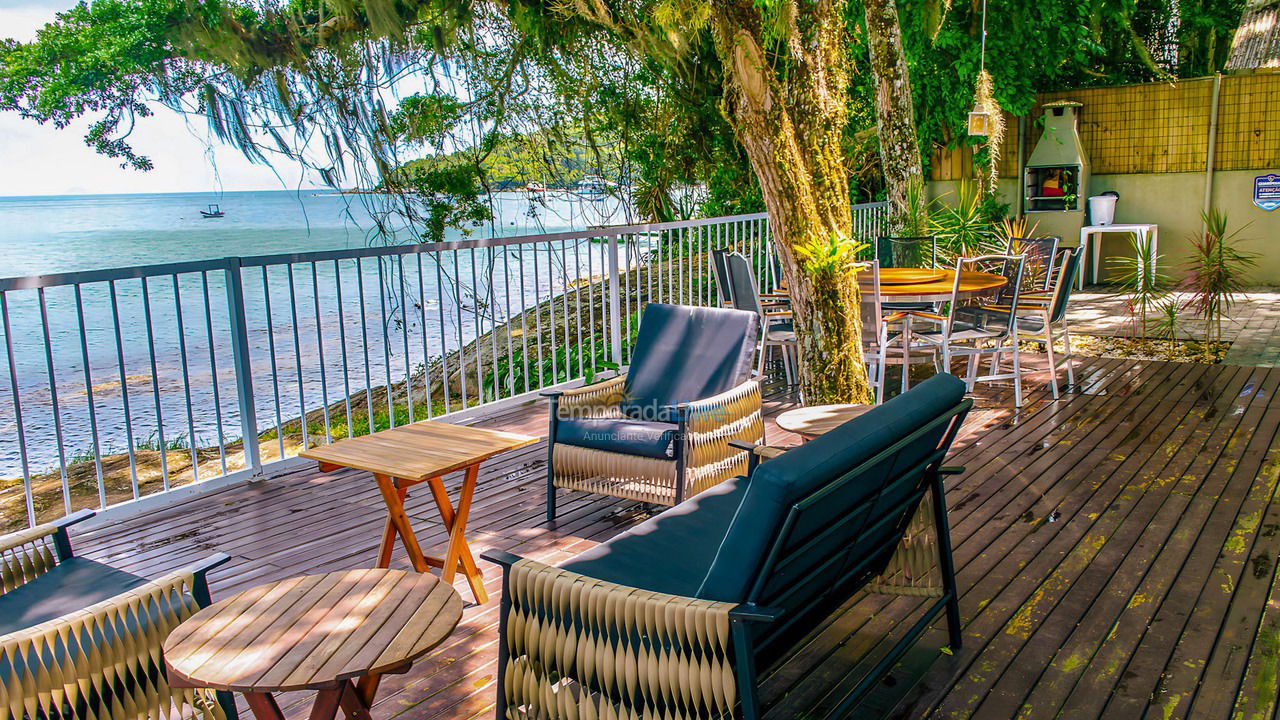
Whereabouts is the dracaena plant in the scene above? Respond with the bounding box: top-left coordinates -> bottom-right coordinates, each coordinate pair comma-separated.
993,215 -> 1040,246
1182,209 -> 1258,352
1109,232 -> 1169,341
1148,298 -> 1182,342
890,178 -> 932,238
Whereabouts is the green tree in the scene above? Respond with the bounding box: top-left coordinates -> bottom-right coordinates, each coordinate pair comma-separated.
0,0 -> 1249,401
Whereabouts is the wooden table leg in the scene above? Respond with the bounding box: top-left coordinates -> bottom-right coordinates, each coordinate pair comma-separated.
355,674 -> 381,706
373,473 -> 430,573
428,464 -> 486,603
308,687 -> 344,720
339,679 -> 374,720
244,692 -> 287,720
375,484 -> 409,568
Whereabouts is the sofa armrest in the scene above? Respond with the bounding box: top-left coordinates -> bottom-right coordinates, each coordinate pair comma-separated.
547,374 -> 628,415
0,510 -> 97,593
0,554 -> 233,719
486,554 -> 748,719
679,380 -> 765,475
728,439 -> 787,474
681,379 -> 763,430
728,440 -> 787,460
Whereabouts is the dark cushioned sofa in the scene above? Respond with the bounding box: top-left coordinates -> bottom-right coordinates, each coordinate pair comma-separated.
485,372 -> 972,719
0,510 -> 236,720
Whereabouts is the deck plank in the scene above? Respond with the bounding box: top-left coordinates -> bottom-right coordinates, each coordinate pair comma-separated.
64,357 -> 1280,720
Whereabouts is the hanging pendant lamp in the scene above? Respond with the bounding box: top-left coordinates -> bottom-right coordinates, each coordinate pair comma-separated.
967,0 -> 992,137
965,0 -> 1004,191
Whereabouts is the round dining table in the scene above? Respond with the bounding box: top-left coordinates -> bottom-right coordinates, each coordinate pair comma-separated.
857,267 -> 1009,392
859,267 -> 1008,302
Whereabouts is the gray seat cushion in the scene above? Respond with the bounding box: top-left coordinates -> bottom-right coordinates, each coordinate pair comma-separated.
556,417 -> 678,459
0,557 -> 150,635
559,478 -> 748,596
621,304 -> 759,422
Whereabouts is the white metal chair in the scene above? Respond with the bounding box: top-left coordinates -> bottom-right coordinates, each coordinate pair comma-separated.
859,260 -> 939,403
909,254 -> 1033,407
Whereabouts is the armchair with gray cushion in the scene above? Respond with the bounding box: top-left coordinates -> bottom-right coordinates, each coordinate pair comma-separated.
0,510 -> 236,720
487,373 -> 971,719
543,303 -> 764,519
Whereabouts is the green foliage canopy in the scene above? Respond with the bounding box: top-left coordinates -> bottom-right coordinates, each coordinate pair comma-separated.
0,0 -> 1250,231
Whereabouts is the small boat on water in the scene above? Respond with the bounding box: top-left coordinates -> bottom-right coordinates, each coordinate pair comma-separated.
200,204 -> 225,218
574,175 -> 613,200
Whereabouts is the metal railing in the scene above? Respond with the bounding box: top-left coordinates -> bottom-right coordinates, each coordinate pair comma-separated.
0,202 -> 887,530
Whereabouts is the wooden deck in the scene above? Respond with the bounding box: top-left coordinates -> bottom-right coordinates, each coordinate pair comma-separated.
70,356 -> 1280,720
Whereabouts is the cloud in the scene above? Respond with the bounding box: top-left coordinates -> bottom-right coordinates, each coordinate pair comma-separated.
2,2 -> 75,42
0,2 -> 326,196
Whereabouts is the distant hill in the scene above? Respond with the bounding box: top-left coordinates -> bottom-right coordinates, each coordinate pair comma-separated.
395,129 -> 622,190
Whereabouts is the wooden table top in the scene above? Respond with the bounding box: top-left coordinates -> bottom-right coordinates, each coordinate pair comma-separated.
776,403 -> 875,438
164,569 -> 462,693
861,269 -> 1007,297
298,420 -> 539,481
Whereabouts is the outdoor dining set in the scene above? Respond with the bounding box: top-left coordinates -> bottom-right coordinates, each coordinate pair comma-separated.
0,236 -> 1082,720
713,234 -> 1083,408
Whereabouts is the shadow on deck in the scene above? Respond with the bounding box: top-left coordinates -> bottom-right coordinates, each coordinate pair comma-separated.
73,356 -> 1280,719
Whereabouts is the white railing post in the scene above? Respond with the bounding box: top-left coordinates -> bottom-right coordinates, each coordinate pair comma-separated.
607,235 -> 624,366
224,258 -> 262,474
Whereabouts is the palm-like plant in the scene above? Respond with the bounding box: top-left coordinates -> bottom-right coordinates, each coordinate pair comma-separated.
929,180 -> 1000,262
891,178 -> 931,238
994,215 -> 1040,245
1183,208 -> 1258,349
1148,298 -> 1182,344
1109,232 -> 1169,340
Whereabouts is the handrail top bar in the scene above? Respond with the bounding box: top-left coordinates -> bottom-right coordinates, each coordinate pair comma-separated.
0,258 -> 234,292
0,211 -> 759,291
0,202 -> 886,292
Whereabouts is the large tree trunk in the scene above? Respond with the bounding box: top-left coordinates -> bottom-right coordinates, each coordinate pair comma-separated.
864,0 -> 924,214
711,2 -> 873,404
561,0 -> 922,404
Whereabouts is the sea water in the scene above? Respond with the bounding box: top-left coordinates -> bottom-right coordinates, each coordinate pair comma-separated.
0,190 -> 639,477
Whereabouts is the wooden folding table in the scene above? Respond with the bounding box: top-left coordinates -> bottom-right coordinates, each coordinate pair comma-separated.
299,420 -> 538,604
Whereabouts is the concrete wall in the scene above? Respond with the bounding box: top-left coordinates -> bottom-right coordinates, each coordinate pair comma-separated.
927,169 -> 1280,284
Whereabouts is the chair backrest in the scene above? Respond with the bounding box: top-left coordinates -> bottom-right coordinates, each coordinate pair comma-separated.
724,252 -> 765,317
769,248 -> 786,291
1047,246 -> 1083,323
711,249 -> 734,307
877,236 -> 937,269
944,254 -> 1025,342
1006,236 -> 1060,293
693,373 -> 970,662
858,260 -> 887,349
620,303 -> 760,422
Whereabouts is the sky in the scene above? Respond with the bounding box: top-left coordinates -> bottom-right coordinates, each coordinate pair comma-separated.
0,0 -> 320,197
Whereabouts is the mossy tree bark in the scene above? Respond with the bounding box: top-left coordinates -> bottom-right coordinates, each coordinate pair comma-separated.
709,0 -> 872,404
864,0 -> 925,215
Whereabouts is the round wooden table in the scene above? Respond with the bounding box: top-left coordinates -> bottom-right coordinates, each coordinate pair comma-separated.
776,403 -> 874,439
860,268 -> 1008,302
164,568 -> 463,720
